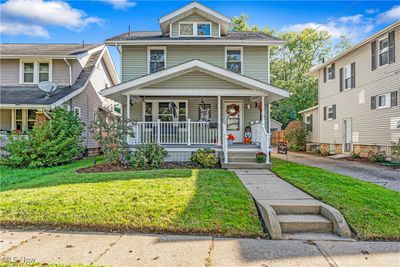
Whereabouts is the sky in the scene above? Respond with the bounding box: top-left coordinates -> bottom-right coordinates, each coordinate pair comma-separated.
1,0 -> 399,74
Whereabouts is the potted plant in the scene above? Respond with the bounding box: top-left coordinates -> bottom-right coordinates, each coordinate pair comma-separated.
256,152 -> 266,163
227,134 -> 235,145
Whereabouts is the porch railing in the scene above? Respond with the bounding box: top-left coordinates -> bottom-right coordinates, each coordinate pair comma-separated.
129,119 -> 219,145
222,123 -> 228,163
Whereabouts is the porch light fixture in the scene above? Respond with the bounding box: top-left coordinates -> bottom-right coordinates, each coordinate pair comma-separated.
246,104 -> 251,109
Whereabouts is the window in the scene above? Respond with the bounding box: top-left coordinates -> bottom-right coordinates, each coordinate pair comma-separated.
226,47 -> 243,74
327,106 -> 334,120
158,102 -> 173,122
197,23 -> 211,36
20,60 -> 51,84
179,23 -> 194,36
27,110 -> 36,130
13,109 -> 36,131
379,37 -> 388,66
148,47 -> 166,74
178,102 -> 187,122
74,107 -> 81,118
377,93 -> 390,109
344,65 -> 351,90
144,102 -> 153,122
38,62 -> 50,82
178,22 -> 211,37
306,115 -> 313,132
327,64 -> 334,80
15,109 -> 23,131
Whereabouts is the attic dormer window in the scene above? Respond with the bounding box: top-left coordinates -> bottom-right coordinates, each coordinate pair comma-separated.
179,22 -> 211,37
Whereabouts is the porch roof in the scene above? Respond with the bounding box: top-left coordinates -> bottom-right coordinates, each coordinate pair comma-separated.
101,60 -> 290,102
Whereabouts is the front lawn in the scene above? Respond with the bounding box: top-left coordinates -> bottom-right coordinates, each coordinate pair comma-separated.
271,158 -> 400,240
0,158 -> 263,237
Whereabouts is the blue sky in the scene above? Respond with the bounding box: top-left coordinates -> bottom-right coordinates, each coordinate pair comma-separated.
1,0 -> 399,73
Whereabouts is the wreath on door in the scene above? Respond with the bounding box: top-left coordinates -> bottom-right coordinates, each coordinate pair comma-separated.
226,104 -> 239,116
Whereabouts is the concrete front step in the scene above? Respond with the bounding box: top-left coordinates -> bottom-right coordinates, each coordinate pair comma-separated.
271,203 -> 321,215
278,214 -> 333,233
222,162 -> 270,169
228,157 -> 258,163
228,151 -> 260,157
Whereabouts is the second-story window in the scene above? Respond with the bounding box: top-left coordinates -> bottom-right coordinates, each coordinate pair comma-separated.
20,60 -> 51,84
197,23 -> 211,36
226,47 -> 243,74
379,37 -> 388,66
327,64 -> 335,80
148,47 -> 166,74
179,22 -> 211,37
23,62 -> 34,83
39,63 -> 50,82
344,65 -> 351,90
179,23 -> 194,36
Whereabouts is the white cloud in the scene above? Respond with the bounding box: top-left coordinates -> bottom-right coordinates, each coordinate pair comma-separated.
0,22 -> 48,37
100,0 -> 136,10
338,14 -> 363,23
365,8 -> 380,15
280,22 -> 351,39
1,0 -> 103,30
377,5 -> 400,23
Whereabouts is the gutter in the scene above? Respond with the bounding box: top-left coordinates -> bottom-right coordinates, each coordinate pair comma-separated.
63,57 -> 72,86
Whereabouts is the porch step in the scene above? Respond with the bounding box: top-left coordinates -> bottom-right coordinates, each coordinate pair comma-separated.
270,203 -> 321,215
228,151 -> 259,157
228,156 -> 258,163
278,214 -> 333,233
222,162 -> 270,169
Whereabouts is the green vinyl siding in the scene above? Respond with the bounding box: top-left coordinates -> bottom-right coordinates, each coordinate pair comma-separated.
121,45 -> 269,83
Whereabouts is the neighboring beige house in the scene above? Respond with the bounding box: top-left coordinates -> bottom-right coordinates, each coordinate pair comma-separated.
0,44 -> 120,153
101,2 -> 289,166
308,21 -> 400,156
299,105 -> 319,149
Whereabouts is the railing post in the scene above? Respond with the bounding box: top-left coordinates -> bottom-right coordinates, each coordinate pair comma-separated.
187,119 -> 191,146
157,119 -> 161,144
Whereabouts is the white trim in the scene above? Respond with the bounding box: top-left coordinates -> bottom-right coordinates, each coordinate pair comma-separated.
267,46 -> 270,83
73,106 -> 81,118
101,59 -> 289,100
178,21 -> 212,37
223,100 -> 244,142
105,40 -> 285,46
378,35 -> 389,67
218,23 -> 221,37
159,2 -> 231,25
225,46 -> 243,74
147,46 -> 167,74
298,105 -> 319,114
19,59 -> 52,84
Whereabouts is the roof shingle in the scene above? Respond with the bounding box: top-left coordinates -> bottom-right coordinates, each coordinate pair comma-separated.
0,44 -> 101,57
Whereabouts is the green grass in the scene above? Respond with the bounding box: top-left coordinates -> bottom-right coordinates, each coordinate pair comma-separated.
271,157 -> 400,240
0,158 -> 263,237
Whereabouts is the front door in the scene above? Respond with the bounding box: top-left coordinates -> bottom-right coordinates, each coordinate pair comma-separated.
224,101 -> 243,143
343,118 -> 352,153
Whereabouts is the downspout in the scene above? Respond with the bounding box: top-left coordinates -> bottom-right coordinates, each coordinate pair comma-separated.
63,57 -> 72,86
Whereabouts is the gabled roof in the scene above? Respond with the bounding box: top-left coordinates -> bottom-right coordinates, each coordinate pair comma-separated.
0,50 -> 102,108
158,2 -> 231,35
101,59 -> 289,101
308,21 -> 400,76
0,43 -> 102,59
105,31 -> 285,45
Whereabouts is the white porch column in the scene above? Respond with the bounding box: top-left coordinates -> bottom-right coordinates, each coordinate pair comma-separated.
261,96 -> 265,127
11,109 -> 15,130
126,95 -> 131,119
217,96 -> 221,145
267,102 -> 271,133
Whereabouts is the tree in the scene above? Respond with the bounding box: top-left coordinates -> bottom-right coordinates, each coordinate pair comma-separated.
332,34 -> 352,56
231,14 -> 275,35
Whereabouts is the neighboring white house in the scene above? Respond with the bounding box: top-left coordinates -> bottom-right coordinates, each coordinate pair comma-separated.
308,21 -> 399,156
0,44 -> 120,153
299,105 -> 319,151
101,2 -> 289,166
270,119 -> 282,132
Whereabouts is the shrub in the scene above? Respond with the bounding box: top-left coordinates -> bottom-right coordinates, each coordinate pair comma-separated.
350,152 -> 361,159
129,144 -> 167,169
1,108 -> 84,168
191,148 -> 218,168
392,138 -> 400,159
256,152 -> 266,163
90,113 -> 135,164
285,121 -> 307,151
368,152 -> 387,163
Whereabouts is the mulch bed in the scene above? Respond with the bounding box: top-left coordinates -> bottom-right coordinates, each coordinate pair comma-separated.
76,161 -> 217,173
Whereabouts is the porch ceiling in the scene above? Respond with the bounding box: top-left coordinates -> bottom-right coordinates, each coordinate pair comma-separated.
101,59 -> 289,103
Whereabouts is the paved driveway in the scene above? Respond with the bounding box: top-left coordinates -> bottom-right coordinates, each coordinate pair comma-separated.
272,151 -> 400,191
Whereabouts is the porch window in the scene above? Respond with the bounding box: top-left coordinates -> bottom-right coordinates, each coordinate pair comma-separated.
23,62 -> 34,83
27,110 -> 36,130
15,109 -> 23,131
148,47 -> 166,74
144,102 -> 153,122
226,47 -> 243,74
178,102 -> 187,121
38,62 -> 50,82
158,102 -> 173,121
379,37 -> 389,66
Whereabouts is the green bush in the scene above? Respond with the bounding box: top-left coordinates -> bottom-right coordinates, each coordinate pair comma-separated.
368,152 -> 387,163
1,108 -> 84,168
350,152 -> 361,159
191,148 -> 218,168
285,121 -> 307,151
129,144 -> 167,169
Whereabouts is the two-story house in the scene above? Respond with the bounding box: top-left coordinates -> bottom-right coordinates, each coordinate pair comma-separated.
0,44 -> 120,153
308,21 -> 400,157
101,2 -> 289,166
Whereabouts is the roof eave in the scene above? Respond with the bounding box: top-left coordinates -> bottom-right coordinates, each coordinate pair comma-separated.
104,39 -> 286,46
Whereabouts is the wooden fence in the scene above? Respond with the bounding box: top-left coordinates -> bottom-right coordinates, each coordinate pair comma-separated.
271,130 -> 287,145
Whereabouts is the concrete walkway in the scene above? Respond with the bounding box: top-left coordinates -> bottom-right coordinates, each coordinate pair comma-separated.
273,151 -> 400,191
1,229 -> 399,267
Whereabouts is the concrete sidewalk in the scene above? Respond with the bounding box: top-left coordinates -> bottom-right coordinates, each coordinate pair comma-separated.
273,151 -> 400,191
1,230 -> 399,267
